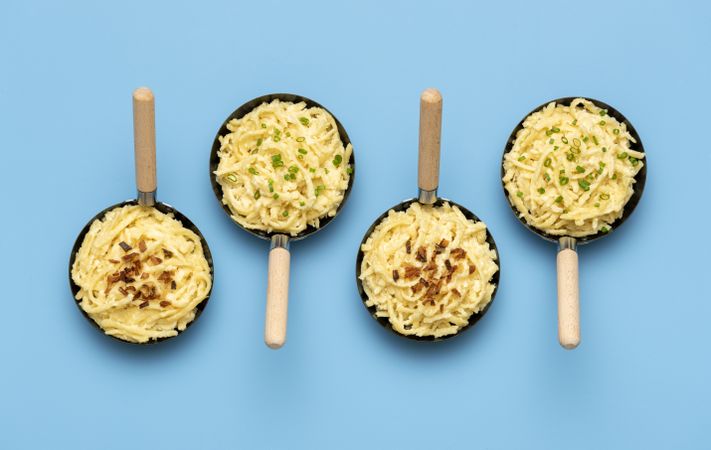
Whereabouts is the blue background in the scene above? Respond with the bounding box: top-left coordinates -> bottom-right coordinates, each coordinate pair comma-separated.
1,1 -> 709,449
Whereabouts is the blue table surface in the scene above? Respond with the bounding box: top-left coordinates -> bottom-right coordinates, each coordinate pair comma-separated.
1,1 -> 709,449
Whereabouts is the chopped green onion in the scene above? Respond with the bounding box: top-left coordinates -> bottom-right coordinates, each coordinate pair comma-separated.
298,148 -> 307,155
248,167 -> 258,175
612,173 -> 618,180
299,117 -> 310,126
288,165 -> 299,174
274,129 -> 281,136
554,146 -> 559,151
544,173 -> 551,182
559,176 -> 569,185
575,165 -> 585,173
600,226 -> 609,233
617,152 -> 628,159
566,153 -> 575,161
256,138 -> 263,147
346,166 -> 354,175
225,173 -> 237,183
600,193 -> 610,200
537,187 -> 545,194
282,210 -> 289,217
297,154 -> 304,160
254,191 -> 260,199
583,136 -> 589,143
602,147 -> 607,152
268,179 -> 274,192
333,154 -> 343,167
273,193 -> 279,199
516,191 -> 524,198
613,128 -> 620,135
299,201 -> 305,207
599,162 -> 606,168
599,109 -> 607,116
555,195 -> 563,203
578,179 -> 590,191
273,136 -> 281,142
549,138 -> 554,145
594,202 -> 600,207
573,138 -> 581,147
309,167 -> 316,173
560,169 -> 566,174
285,132 -> 291,137
552,127 -> 560,133
544,158 -> 552,167
283,174 -> 290,181
599,120 -> 606,126
571,119 -> 577,125
315,184 -> 326,196
271,154 -> 284,168
518,155 -> 526,162
296,137 -> 305,142
561,137 -> 569,144
261,123 -> 267,129
592,136 -> 599,146
546,130 -> 553,136
629,157 -> 639,166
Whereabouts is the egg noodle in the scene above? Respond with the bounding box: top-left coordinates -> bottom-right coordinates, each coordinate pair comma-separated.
359,202 -> 498,338
503,98 -> 644,237
215,99 -> 353,236
71,205 -> 212,343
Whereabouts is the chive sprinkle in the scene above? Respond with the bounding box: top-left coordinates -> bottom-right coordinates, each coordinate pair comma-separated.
256,138 -> 263,147
600,226 -> 609,233
299,117 -> 310,126
617,152 -> 628,159
346,167 -> 354,175
566,153 -> 575,161
629,156 -> 639,166
594,202 -> 600,207
268,179 -> 274,192
549,138 -> 554,145
300,201 -> 305,206
282,210 -> 289,217
612,173 -> 618,180
555,195 -> 563,203
573,138 -> 581,147
592,136 -> 599,146
537,187 -> 545,194
333,154 -> 343,167
309,167 -> 316,173
578,179 -> 590,191
225,173 -> 237,183
254,191 -> 260,199
602,147 -> 607,152
613,128 -> 620,135
571,119 -> 577,125
296,137 -> 306,142
583,136 -> 589,143
546,130 -> 553,136
516,191 -> 524,198
575,165 -> 585,173
544,158 -> 552,167
599,120 -> 606,126
273,193 -> 279,199
559,176 -> 569,185
552,127 -> 560,133
298,148 -> 307,154
248,167 -> 258,175
599,109 -> 607,116
561,137 -> 569,144
518,155 -> 526,162
544,173 -> 551,182
600,193 -> 610,200
271,154 -> 284,168
261,123 -> 267,129
288,165 -> 299,174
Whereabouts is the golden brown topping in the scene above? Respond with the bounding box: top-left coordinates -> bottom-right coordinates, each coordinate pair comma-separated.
107,272 -> 121,283
147,256 -> 162,266
118,241 -> 132,252
118,287 -> 128,295
162,248 -> 174,259
141,273 -> 149,280
444,259 -> 452,271
133,291 -> 142,301
158,271 -> 174,284
423,297 -> 436,306
138,240 -> 147,253
108,259 -> 120,264
403,265 -> 421,279
170,280 -> 176,290
392,270 -> 399,282
125,286 -> 136,293
419,277 -> 429,287
450,248 -> 467,260
139,301 -> 149,309
405,239 -> 412,254
159,301 -> 171,307
411,281 -> 425,294
452,288 -> 461,297
469,264 -> 476,275
122,252 -> 138,262
423,260 -> 437,272
415,246 -> 427,263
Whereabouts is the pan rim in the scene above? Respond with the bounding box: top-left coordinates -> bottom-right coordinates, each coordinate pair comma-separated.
500,96 -> 647,244
354,197 -> 501,342
208,92 -> 356,242
68,199 -> 214,345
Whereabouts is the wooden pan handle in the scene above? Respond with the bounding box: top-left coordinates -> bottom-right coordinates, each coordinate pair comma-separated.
132,87 -> 157,194
418,88 -> 443,192
265,245 -> 290,349
557,247 -> 580,349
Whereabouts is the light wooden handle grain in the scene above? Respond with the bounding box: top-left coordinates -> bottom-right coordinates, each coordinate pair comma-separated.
557,248 -> 580,349
132,87 -> 157,193
418,88 -> 443,192
265,246 -> 290,349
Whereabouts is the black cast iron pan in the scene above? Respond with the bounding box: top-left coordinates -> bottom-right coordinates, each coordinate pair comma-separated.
501,96 -> 646,349
69,87 -> 214,345
356,88 -> 501,342
209,93 -> 355,349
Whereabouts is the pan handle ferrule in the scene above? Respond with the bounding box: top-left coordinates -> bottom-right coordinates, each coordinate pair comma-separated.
558,236 -> 577,251
270,234 -> 290,250
418,188 -> 438,205
137,190 -> 156,207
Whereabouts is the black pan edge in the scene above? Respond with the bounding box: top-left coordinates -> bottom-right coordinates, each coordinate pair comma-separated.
355,198 -> 501,342
501,96 -> 647,244
209,93 -> 356,242
68,200 -> 214,345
